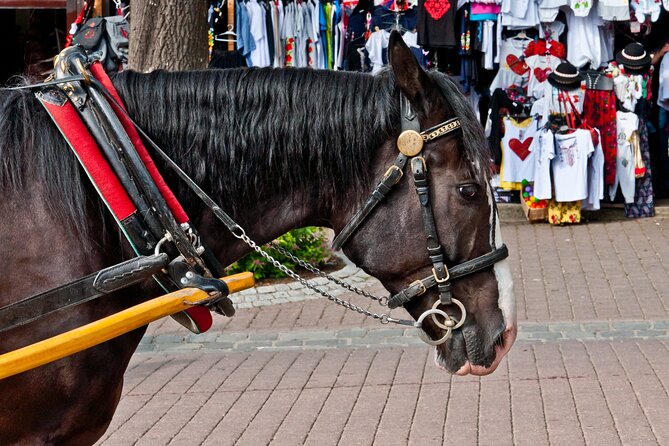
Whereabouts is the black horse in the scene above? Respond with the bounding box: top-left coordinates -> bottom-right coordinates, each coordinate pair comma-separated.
0,35 -> 515,444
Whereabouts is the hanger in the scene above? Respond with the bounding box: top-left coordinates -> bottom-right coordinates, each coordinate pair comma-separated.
214,24 -> 237,42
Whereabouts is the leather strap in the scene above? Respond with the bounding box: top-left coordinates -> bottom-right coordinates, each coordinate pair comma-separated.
411,156 -> 452,304
0,254 -> 169,333
387,244 -> 509,309
331,154 -> 407,251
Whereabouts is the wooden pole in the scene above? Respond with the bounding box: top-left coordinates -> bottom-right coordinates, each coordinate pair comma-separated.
227,0 -> 234,52
0,272 -> 254,380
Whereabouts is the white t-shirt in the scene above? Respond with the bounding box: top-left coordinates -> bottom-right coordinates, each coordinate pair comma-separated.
501,117 -> 539,183
597,0 -> 631,20
501,0 -> 539,28
570,0 -> 594,16
529,128 -> 555,200
566,8 -> 606,69
609,111 -> 639,203
583,129 -> 605,210
657,53 -> 669,111
631,0 -> 662,22
489,37 -> 531,92
526,54 -> 562,99
540,84 -> 585,126
247,0 -> 271,67
614,74 -> 643,112
552,130 -> 595,202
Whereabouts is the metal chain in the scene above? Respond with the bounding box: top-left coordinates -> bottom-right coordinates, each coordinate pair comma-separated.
267,242 -> 389,306
233,231 -> 404,325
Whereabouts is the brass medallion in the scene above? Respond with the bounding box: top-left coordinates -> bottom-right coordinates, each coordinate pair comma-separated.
397,130 -> 424,156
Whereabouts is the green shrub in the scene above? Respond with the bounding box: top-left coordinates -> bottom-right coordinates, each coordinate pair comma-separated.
225,227 -> 333,280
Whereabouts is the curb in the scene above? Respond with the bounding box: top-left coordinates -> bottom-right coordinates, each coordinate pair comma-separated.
138,319 -> 669,353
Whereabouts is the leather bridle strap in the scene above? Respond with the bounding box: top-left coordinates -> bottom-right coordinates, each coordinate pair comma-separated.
331,154 -> 407,251
387,244 -> 508,309
411,155 -> 453,304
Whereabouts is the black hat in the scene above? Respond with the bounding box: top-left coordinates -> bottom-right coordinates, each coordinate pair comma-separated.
616,42 -> 650,72
547,62 -> 584,90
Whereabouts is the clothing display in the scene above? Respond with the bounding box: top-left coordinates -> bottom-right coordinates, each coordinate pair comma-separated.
208,0 -> 668,223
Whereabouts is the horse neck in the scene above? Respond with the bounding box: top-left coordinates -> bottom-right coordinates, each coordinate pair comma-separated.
112,69 -> 398,265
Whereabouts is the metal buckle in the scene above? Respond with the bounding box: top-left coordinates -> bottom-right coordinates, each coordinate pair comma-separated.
409,279 -> 427,296
432,267 -> 450,283
383,164 -> 404,183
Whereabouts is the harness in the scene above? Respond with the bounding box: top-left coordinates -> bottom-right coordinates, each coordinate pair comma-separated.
0,46 -> 233,334
331,94 -> 509,344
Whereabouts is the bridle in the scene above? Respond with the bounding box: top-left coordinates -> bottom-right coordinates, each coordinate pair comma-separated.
331,94 -> 509,344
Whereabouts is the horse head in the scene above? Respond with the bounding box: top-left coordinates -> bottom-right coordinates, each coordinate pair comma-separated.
332,32 -> 516,376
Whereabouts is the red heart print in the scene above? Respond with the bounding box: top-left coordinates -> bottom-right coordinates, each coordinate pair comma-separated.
423,0 -> 451,21
506,54 -> 529,75
509,137 -> 533,161
534,67 -> 551,83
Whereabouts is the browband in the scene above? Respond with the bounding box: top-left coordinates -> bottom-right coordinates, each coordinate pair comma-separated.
331,115 -> 461,251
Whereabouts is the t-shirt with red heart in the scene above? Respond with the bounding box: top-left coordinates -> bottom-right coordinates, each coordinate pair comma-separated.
500,116 -> 539,183
526,54 -> 562,99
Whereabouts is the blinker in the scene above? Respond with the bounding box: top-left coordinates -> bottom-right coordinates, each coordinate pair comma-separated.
397,129 -> 423,156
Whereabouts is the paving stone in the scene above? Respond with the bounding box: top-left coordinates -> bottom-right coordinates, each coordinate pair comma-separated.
248,332 -> 279,341
611,320 -> 652,330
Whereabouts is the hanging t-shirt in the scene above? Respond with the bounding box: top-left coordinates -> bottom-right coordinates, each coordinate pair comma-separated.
526,54 -> 562,99
583,129 -> 605,210
500,117 -> 538,183
247,0 -> 271,67
566,8 -> 606,69
529,128 -> 555,200
631,0 -> 662,22
658,53 -> 669,111
570,0 -> 594,16
417,0 -> 457,48
614,74 -> 644,112
552,130 -> 595,202
597,0 -> 631,20
501,0 -> 539,28
609,111 -> 639,203
541,84 -> 586,126
500,0 -> 530,19
489,37 -> 531,93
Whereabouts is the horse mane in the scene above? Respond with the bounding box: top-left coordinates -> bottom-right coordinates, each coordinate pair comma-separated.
0,68 -> 490,235
0,79 -> 89,234
427,71 -> 491,182
111,68 -> 400,215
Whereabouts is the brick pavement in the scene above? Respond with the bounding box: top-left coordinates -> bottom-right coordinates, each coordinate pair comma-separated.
98,217 -> 669,445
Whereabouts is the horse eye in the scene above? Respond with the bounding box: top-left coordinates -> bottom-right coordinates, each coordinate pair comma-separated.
458,184 -> 479,199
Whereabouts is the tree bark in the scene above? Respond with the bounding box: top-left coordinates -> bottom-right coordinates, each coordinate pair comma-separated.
129,1 -> 208,72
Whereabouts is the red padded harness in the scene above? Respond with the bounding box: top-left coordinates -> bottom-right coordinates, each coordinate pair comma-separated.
36,62 -> 212,333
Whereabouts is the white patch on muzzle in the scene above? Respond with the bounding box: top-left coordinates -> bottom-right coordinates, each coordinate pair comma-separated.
487,188 -> 516,327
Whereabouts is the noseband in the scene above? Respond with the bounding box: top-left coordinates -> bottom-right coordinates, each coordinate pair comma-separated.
331,94 -> 509,342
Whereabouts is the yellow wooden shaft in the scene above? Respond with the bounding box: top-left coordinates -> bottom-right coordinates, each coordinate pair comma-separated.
0,272 -> 254,380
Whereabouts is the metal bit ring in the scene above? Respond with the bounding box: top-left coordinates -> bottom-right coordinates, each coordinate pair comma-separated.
430,298 -> 466,331
415,308 -> 452,346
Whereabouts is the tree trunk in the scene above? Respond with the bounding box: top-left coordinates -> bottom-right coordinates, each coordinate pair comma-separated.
129,1 -> 208,72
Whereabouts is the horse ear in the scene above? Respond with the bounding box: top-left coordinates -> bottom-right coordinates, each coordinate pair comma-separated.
388,30 -> 436,112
